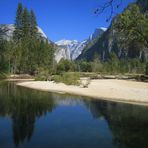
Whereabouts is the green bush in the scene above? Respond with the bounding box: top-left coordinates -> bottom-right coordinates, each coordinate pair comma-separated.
35,75 -> 47,81
52,72 -> 80,85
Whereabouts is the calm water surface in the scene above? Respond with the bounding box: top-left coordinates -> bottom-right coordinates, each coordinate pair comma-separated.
0,81 -> 148,148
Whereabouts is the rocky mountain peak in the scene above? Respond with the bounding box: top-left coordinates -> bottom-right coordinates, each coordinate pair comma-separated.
55,40 -> 79,46
0,24 -> 48,41
89,27 -> 107,41
55,27 -> 107,62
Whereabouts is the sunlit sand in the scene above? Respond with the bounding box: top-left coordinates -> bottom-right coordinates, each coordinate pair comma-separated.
17,79 -> 148,104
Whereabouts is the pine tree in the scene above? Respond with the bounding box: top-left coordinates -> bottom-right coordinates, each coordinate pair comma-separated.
13,3 -> 23,41
22,8 -> 30,38
0,40 -> 9,72
30,10 -> 38,37
12,3 -> 24,73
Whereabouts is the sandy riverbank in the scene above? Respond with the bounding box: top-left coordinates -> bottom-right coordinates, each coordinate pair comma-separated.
17,79 -> 148,104
7,79 -> 35,81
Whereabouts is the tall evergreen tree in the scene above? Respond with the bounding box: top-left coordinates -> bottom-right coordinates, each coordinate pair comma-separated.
22,8 -> 30,38
13,3 -> 23,41
30,10 -> 38,37
0,40 -> 8,72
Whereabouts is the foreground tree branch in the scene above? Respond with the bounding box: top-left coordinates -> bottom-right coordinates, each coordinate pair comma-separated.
94,0 -> 123,21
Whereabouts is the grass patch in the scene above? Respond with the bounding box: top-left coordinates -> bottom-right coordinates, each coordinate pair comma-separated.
52,72 -> 80,85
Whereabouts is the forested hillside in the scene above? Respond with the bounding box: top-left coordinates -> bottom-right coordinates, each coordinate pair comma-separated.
0,3 -> 55,75
78,0 -> 148,62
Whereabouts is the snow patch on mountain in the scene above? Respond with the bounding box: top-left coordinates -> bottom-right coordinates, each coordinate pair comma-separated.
55,27 -> 107,62
56,40 -> 79,46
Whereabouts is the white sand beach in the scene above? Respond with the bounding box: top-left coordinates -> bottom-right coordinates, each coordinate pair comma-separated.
17,79 -> 148,104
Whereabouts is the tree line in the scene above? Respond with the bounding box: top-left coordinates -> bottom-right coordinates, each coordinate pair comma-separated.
0,3 -> 55,75
56,52 -> 147,75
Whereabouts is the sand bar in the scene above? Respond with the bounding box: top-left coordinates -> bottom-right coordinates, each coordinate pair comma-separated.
7,79 -> 35,81
17,79 -> 148,104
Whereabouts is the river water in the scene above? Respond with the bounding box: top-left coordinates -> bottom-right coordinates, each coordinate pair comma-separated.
0,81 -> 148,148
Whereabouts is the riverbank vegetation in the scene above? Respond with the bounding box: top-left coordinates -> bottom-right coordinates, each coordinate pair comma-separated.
55,53 -> 147,75
52,72 -> 80,85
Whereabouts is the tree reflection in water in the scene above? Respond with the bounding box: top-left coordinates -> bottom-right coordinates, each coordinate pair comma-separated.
0,81 -> 148,148
86,100 -> 148,148
0,81 -> 56,147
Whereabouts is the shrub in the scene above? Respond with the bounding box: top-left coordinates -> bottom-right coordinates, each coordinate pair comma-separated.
35,75 -> 47,81
52,72 -> 80,85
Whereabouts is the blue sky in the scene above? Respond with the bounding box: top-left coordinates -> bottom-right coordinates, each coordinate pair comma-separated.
0,0 -> 134,42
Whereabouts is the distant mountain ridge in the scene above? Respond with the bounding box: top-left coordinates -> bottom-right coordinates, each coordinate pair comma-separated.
55,27 -> 107,62
0,24 -> 107,63
0,24 -> 48,41
55,39 -> 86,61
